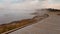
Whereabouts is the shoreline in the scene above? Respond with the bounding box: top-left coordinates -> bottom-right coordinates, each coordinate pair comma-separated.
0,14 -> 49,34
0,8 -> 60,34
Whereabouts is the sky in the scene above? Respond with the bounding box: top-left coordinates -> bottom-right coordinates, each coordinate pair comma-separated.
0,0 -> 60,9
45,0 -> 60,9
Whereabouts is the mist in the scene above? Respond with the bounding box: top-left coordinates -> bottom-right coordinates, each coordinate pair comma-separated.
0,0 -> 60,24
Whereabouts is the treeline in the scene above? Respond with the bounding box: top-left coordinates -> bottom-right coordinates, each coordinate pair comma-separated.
46,8 -> 60,12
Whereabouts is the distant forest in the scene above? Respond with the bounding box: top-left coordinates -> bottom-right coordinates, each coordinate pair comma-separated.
47,8 -> 60,12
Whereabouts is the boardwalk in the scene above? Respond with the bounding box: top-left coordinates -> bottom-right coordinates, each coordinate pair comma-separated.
9,12 -> 60,34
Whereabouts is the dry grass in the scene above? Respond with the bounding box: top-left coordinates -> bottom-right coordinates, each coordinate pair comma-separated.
0,14 -> 49,34
0,17 -> 37,33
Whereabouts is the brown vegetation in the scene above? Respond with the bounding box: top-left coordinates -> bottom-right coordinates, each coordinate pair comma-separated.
0,16 -> 37,33
0,13 -> 49,34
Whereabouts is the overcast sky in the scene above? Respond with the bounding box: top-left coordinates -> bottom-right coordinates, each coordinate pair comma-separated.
0,0 -> 60,9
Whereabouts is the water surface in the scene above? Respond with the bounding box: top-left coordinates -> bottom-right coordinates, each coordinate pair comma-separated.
0,9 -> 36,24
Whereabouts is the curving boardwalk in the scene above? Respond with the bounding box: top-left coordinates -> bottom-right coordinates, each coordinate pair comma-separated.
2,12 -> 49,34
9,12 -> 60,34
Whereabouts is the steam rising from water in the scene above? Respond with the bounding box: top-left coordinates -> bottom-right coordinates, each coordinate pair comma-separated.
0,0 -> 59,24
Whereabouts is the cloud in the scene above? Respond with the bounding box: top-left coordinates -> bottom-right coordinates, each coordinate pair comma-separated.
43,0 -> 60,9
0,0 -> 60,9
0,0 -> 45,9
45,4 -> 60,9
9,0 -> 44,9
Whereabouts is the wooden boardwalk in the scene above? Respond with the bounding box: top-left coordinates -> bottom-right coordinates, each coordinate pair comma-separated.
9,12 -> 60,34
